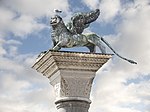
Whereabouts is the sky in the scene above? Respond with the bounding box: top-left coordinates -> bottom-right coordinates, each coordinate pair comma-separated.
0,0 -> 150,112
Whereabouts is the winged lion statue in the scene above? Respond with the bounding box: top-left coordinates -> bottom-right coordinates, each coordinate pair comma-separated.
49,9 -> 137,64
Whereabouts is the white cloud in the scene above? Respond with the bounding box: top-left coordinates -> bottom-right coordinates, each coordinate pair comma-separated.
0,7 -> 15,38
0,39 -> 7,56
0,57 -> 24,74
0,39 -> 22,57
1,0 -> 69,17
11,15 -> 45,37
0,54 -> 56,112
115,1 -> 150,73
0,0 -> 69,38
82,0 -> 99,9
82,0 -> 121,22
6,39 -> 22,45
0,7 -> 45,38
99,0 -> 121,22
0,47 -> 6,56
89,1 -> 150,112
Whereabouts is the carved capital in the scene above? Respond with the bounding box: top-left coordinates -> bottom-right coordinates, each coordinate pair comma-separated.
32,51 -> 112,109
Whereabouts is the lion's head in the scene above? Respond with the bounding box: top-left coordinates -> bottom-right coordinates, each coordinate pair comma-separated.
50,15 -> 63,26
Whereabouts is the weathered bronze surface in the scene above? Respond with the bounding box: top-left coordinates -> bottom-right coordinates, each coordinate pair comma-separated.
49,9 -> 137,64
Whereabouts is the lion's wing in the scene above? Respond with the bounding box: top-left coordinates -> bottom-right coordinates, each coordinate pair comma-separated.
67,9 -> 100,34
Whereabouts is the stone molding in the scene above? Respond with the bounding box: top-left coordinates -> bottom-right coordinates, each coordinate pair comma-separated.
32,50 -> 112,78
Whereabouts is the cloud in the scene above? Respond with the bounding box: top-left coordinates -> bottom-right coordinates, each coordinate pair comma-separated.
0,0 -> 69,38
82,0 -> 99,9
0,0 -> 69,17
11,15 -> 45,37
115,0 -> 150,73
99,0 -> 121,22
6,39 -> 22,45
0,39 -> 7,56
0,47 -> 6,56
82,0 -> 121,22
89,1 -> 150,112
0,7 -> 45,38
0,54 -> 57,112
0,7 -> 15,38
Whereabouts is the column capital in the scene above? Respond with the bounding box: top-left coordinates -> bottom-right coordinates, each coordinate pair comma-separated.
32,50 -> 112,112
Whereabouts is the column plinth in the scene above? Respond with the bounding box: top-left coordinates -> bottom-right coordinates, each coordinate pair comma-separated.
32,50 -> 112,112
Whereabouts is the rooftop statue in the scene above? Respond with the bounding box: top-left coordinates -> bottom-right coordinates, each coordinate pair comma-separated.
50,9 -> 137,64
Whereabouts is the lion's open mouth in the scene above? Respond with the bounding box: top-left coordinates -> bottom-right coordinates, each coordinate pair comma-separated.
50,21 -> 58,25
50,17 -> 60,26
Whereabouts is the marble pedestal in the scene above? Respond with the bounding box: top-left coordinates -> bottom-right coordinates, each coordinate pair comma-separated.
32,51 -> 111,112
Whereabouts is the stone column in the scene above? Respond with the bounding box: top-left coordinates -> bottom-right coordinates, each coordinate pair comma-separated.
32,51 -> 111,112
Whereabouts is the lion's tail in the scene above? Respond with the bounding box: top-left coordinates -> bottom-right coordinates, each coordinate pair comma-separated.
101,37 -> 137,64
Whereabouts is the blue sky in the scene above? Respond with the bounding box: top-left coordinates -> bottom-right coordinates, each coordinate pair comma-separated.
0,0 -> 150,112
